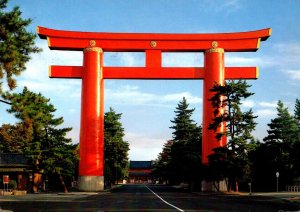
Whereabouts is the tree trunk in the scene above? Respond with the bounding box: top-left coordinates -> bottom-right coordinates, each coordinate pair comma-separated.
58,173 -> 68,193
213,181 -> 220,192
235,180 -> 239,192
33,172 -> 42,193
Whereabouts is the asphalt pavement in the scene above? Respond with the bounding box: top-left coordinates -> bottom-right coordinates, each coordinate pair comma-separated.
0,184 -> 300,211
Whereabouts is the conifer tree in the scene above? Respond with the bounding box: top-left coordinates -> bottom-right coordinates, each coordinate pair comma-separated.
104,107 -> 129,186
208,80 -> 256,191
0,123 -> 27,153
264,100 -> 299,144
168,97 -> 202,188
294,99 -> 300,127
153,140 -> 173,184
260,100 -> 300,189
170,97 -> 198,142
2,87 -> 78,192
0,0 -> 41,92
292,99 -> 300,178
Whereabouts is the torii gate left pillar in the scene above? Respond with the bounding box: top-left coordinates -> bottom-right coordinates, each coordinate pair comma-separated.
79,47 -> 104,191
37,27 -> 271,191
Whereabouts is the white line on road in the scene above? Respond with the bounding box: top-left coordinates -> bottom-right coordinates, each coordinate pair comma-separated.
145,185 -> 185,212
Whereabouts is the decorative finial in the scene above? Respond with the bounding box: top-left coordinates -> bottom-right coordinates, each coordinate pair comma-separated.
150,41 -> 157,48
89,40 -> 96,47
212,41 -> 218,48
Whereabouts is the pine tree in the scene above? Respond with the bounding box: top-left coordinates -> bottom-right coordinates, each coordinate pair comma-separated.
292,99 -> 300,177
0,0 -> 41,92
264,100 -> 299,144
168,97 -> 202,188
153,140 -> 173,184
170,97 -> 198,142
294,99 -> 300,127
208,80 -> 256,191
2,87 -> 78,192
104,107 -> 129,186
0,123 -> 28,153
261,100 -> 300,189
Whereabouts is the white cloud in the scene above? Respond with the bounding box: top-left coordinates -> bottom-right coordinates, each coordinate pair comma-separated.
272,42 -> 300,69
162,53 -> 203,67
12,41 -> 83,98
203,0 -> 242,14
106,85 -> 156,105
274,43 -> 300,56
225,55 -> 274,68
226,56 -> 259,65
125,132 -> 166,160
162,92 -> 202,104
241,99 -> 255,108
18,79 -> 73,93
286,70 -> 300,80
258,101 -> 278,108
26,41 -> 82,73
253,101 -> 278,118
106,84 -> 201,107
104,52 -> 144,67
255,109 -> 277,118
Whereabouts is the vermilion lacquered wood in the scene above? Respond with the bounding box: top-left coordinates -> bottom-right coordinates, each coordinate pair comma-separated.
103,67 -> 204,79
45,37 -> 261,52
49,66 -> 258,80
38,26 -> 271,41
79,49 -> 104,177
202,50 -> 227,164
37,27 -> 271,52
225,67 -> 258,79
146,50 -> 161,67
49,65 -> 83,78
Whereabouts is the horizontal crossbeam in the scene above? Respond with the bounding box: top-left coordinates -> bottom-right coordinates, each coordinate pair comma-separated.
49,66 -> 82,78
49,66 -> 258,80
38,27 -> 271,52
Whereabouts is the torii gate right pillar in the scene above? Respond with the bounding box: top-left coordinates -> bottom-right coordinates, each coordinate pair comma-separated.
78,47 -> 104,191
202,43 -> 227,164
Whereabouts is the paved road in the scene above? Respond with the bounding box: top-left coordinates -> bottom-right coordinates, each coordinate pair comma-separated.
0,184 -> 300,211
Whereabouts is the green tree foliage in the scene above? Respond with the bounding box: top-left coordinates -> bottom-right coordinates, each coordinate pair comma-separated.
104,107 -> 129,186
0,0 -> 41,92
1,87 -> 78,192
0,123 -> 28,153
153,140 -> 173,183
264,100 -> 299,144
155,97 -> 202,190
207,80 -> 256,191
251,100 -> 300,191
294,99 -> 300,127
292,99 -> 300,177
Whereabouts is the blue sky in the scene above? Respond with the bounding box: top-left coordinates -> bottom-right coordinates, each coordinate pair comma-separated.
1,0 -> 300,160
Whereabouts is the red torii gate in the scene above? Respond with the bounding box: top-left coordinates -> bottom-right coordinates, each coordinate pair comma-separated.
37,27 -> 271,191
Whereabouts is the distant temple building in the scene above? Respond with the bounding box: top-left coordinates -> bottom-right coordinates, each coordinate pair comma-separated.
0,153 -> 32,190
128,161 -> 154,184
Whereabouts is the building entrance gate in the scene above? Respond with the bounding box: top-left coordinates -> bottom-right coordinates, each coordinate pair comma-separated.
38,27 -> 271,191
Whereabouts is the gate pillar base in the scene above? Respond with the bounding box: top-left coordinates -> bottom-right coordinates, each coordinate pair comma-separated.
201,180 -> 227,192
78,176 -> 104,192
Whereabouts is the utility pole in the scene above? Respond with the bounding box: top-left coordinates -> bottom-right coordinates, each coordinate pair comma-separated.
276,172 -> 279,192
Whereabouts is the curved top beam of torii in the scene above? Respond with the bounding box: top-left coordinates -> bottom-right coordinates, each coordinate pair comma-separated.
37,26 -> 271,52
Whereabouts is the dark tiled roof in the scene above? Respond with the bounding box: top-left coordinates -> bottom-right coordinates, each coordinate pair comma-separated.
0,153 -> 29,165
129,161 -> 153,169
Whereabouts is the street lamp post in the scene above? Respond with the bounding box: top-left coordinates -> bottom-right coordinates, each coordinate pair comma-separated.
248,182 -> 252,195
276,172 -> 279,192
